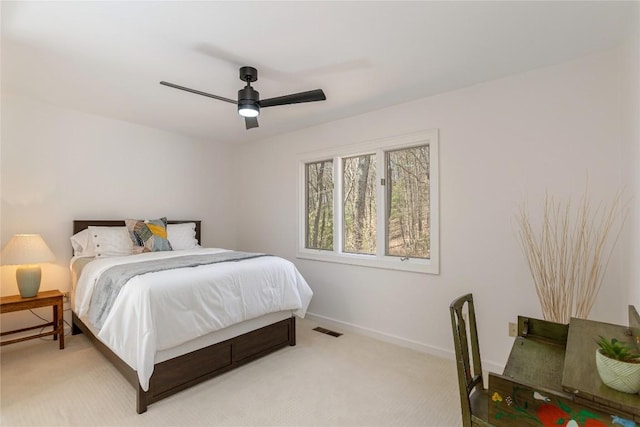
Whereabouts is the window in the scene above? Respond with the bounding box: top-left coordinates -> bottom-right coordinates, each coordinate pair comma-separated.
305,160 -> 334,251
342,153 -> 376,255
386,145 -> 431,259
298,130 -> 439,274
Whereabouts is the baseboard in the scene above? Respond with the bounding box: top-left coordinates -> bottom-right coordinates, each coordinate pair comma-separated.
304,311 -> 505,374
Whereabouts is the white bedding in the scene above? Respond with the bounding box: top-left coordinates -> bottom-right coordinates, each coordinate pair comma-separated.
72,248 -> 313,391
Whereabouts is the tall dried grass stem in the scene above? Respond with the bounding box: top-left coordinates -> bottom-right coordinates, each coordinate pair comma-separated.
517,189 -> 627,324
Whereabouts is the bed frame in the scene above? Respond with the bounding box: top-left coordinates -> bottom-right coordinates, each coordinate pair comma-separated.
71,220 -> 296,414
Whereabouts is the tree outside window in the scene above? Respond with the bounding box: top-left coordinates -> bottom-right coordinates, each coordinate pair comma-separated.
343,154 -> 377,255
305,160 -> 333,251
386,145 -> 430,259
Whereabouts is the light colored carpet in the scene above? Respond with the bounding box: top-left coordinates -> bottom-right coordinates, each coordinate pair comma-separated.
0,318 -> 462,426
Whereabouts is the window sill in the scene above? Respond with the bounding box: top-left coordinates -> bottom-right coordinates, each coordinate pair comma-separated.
296,250 -> 439,274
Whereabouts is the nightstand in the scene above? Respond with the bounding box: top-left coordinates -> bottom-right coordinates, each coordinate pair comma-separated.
0,290 -> 64,349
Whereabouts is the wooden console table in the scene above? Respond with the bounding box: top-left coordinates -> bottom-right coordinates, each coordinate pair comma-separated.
0,290 -> 64,349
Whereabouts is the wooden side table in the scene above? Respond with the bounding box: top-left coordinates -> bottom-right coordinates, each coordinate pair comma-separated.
0,290 -> 64,349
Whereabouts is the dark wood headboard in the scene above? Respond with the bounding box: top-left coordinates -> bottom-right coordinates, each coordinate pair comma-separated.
73,220 -> 202,244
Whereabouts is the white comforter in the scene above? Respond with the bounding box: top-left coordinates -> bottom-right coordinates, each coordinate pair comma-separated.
72,248 -> 313,391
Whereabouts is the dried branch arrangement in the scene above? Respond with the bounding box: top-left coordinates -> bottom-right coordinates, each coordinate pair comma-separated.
517,188 -> 627,324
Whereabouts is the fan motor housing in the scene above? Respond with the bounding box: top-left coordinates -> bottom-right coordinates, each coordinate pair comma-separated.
238,86 -> 259,103
238,85 -> 260,116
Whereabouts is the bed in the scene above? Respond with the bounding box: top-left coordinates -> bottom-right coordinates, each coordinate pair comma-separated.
70,220 -> 312,413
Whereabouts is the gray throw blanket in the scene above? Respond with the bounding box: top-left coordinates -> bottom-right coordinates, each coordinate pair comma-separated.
88,251 -> 268,329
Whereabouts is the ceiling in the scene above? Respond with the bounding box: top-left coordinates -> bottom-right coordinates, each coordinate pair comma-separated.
2,1 -> 637,145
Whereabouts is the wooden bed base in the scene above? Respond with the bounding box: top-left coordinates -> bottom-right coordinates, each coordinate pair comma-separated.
71,220 -> 297,413
72,313 -> 296,413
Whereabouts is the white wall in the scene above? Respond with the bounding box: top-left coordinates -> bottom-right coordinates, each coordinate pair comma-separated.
623,14 -> 640,311
0,95 -> 236,330
233,48 -> 633,371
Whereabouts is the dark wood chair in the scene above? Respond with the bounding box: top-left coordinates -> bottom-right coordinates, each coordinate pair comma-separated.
450,294 -> 492,427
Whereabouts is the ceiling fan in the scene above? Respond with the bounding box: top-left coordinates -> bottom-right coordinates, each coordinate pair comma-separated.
160,66 -> 326,130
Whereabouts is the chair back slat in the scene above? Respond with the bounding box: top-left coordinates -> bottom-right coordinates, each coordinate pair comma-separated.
467,297 -> 483,387
450,293 -> 485,427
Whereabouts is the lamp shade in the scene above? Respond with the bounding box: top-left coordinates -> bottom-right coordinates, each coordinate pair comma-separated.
1,234 -> 55,266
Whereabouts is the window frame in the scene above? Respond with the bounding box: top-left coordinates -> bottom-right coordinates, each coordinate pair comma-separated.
297,129 -> 440,274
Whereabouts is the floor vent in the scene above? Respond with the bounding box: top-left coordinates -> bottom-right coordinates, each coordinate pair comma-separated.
313,327 -> 343,337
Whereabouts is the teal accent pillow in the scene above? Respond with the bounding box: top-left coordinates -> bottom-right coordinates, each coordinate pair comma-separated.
125,217 -> 173,253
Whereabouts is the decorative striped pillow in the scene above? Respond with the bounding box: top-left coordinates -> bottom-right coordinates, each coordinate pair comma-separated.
125,217 -> 173,253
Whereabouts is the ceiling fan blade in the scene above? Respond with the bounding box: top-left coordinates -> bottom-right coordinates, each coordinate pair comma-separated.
259,89 -> 326,108
245,116 -> 259,129
159,81 -> 237,104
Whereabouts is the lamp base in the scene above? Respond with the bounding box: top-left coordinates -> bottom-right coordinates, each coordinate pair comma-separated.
16,265 -> 41,298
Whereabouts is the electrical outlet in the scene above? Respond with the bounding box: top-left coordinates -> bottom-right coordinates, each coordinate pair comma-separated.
508,322 -> 517,337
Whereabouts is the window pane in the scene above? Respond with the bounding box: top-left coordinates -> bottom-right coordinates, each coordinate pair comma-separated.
386,145 -> 430,259
306,160 -> 334,250
343,154 -> 376,255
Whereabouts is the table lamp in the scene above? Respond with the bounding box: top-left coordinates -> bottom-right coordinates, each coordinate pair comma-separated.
1,234 -> 55,298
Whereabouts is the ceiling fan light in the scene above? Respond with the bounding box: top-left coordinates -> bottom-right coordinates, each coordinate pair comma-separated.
238,103 -> 260,117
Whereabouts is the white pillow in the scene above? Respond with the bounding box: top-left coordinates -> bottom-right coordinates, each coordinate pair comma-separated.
167,223 -> 199,250
70,229 -> 92,257
87,226 -> 132,258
